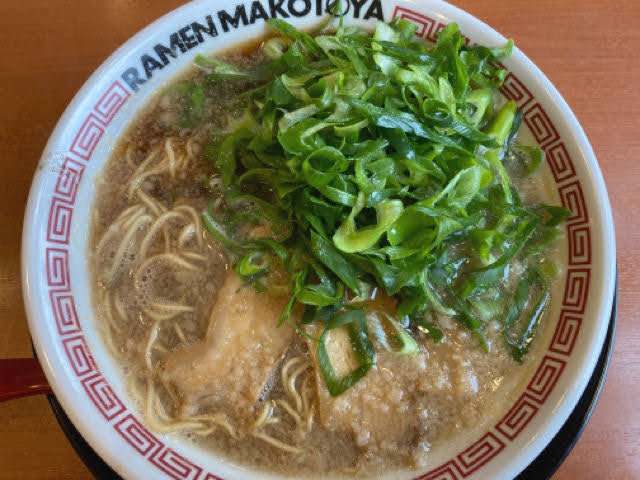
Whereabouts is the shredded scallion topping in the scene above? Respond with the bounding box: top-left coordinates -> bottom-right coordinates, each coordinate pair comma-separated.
186,16 -> 569,395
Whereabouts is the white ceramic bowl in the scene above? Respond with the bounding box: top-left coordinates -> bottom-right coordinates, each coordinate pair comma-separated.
22,1 -> 616,478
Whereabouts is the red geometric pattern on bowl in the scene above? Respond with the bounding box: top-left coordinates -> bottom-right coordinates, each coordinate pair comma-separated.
456,432 -> 506,475
495,393 -> 539,440
150,448 -> 204,480
562,269 -> 591,313
49,290 -> 81,335
559,180 -> 589,225
69,113 -> 105,160
567,224 -> 592,265
46,247 -> 81,334
54,157 -> 85,203
61,335 -> 97,377
523,103 -> 560,148
46,248 -> 70,288
526,355 -> 567,403
549,310 -> 583,356
545,142 -> 576,183
46,196 -> 73,244
81,373 -> 127,421
93,81 -> 131,125
499,72 -> 534,110
39,8 -> 594,478
114,414 -> 164,456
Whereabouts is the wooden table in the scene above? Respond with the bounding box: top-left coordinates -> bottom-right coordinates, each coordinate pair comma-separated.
0,0 -> 638,478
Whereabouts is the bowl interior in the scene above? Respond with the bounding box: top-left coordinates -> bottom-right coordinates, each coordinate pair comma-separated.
22,1 -> 616,479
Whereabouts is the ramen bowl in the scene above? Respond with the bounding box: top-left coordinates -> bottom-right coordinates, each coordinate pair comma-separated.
22,0 -> 616,478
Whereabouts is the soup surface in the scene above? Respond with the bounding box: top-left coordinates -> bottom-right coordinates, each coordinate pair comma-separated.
89,19 -> 566,477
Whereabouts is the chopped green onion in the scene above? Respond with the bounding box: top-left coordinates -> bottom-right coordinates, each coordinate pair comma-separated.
317,309 -> 375,396
194,17 -> 567,395
369,312 -> 419,355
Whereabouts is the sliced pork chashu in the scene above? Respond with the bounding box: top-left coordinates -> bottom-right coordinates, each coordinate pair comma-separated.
307,323 -> 482,460
163,271 -> 294,416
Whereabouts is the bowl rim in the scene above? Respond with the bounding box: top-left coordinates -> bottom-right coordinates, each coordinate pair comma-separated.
21,1 -> 617,479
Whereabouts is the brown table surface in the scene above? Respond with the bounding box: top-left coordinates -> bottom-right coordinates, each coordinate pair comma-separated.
1,0 -> 638,478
